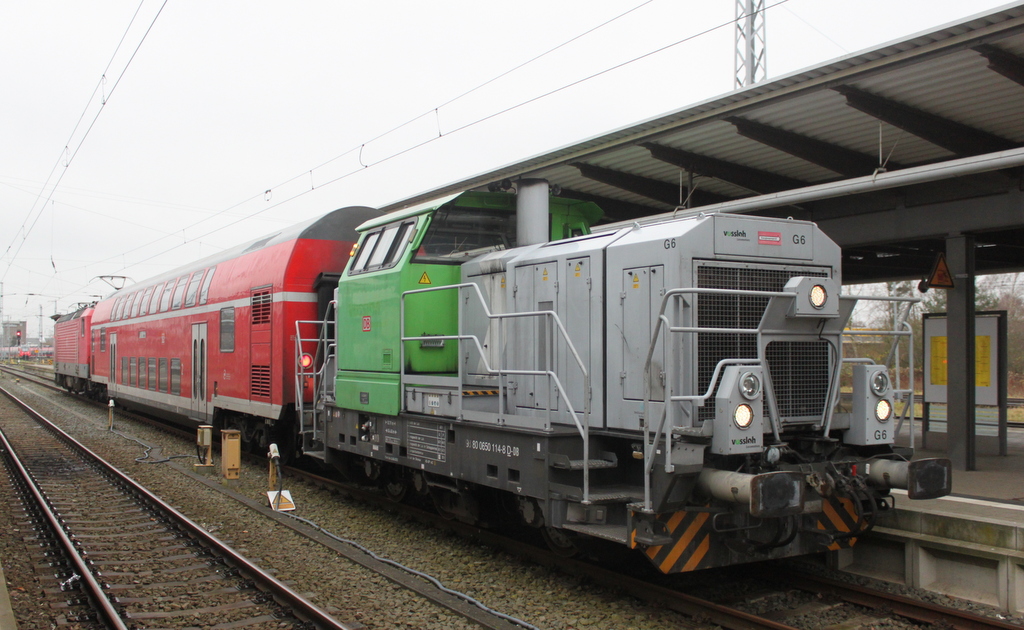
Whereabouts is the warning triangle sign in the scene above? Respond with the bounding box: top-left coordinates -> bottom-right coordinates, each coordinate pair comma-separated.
927,253 -> 954,289
418,272 -> 432,285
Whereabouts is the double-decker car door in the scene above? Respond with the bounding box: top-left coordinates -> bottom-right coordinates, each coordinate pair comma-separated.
191,323 -> 208,419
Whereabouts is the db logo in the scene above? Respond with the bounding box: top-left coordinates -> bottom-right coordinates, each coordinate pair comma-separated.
362,316 -> 371,332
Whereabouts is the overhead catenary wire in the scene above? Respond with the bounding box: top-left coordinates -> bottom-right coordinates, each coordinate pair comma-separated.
68,0 -> 790,298
1,0 -> 170,284
19,1 -> 791,313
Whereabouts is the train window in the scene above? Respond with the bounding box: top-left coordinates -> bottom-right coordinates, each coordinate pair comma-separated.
100,329 -> 106,352
148,358 -> 157,391
349,231 -> 380,273
184,270 -> 204,307
171,275 -> 190,310
220,307 -> 235,352
412,207 -> 512,264
80,318 -> 85,337
149,283 -> 164,314
120,294 -> 132,319
349,221 -> 415,275
139,286 -> 154,317
130,290 -> 144,318
111,296 -> 123,321
138,357 -> 146,389
130,358 -> 137,387
159,280 -> 175,312
121,357 -> 129,385
159,358 -> 168,392
367,223 -> 402,268
170,359 -> 181,395
199,267 -> 216,305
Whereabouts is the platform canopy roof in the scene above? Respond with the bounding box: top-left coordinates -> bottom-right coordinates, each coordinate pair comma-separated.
382,3 -> 1024,284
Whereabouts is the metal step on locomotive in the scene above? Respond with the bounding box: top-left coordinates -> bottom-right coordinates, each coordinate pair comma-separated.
296,181 -> 951,572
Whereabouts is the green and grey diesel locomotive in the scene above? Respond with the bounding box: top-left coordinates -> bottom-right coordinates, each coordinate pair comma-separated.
295,182 -> 950,572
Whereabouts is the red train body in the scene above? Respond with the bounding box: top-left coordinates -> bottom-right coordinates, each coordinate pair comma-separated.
53,206 -> 378,451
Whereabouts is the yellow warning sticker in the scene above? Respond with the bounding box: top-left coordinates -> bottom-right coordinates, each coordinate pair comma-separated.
500,275 -> 506,288
632,273 -> 640,289
542,268 -> 549,281
574,263 -> 582,278
419,272 -> 431,285
928,253 -> 954,289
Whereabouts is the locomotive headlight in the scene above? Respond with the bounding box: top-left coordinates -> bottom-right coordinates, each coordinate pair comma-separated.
875,399 -> 892,422
300,353 -> 313,369
734,404 -> 754,429
809,284 -> 828,309
739,371 -> 761,400
870,371 -> 890,396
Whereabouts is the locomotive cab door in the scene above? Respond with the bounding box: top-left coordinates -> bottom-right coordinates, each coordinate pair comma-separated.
191,323 -> 208,420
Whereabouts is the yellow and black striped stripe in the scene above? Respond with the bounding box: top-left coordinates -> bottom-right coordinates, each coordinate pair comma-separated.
632,511 -> 714,574
462,390 -> 498,396
816,494 -> 861,550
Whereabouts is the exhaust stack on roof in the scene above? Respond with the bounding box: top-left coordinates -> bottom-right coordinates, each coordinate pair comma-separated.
516,179 -> 549,247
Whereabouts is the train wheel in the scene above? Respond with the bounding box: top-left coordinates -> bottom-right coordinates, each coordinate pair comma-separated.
383,470 -> 408,503
541,527 -> 580,558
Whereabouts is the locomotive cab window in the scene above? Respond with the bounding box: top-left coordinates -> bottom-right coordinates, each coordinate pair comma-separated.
412,207 -> 511,264
349,221 -> 414,275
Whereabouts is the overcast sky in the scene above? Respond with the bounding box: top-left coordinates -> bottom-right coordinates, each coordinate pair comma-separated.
0,0 -> 1015,338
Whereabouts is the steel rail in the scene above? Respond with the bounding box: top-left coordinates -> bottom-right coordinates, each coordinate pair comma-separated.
0,384 -> 360,630
782,572 -> 1023,630
0,389 -> 129,630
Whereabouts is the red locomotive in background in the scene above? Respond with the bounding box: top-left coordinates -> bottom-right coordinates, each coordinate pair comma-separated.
53,206 -> 378,453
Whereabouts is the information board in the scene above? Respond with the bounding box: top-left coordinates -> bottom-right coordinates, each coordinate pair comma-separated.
922,314 -> 999,405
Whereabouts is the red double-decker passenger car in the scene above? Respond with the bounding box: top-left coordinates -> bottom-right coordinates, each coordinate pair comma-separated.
54,206 -> 378,452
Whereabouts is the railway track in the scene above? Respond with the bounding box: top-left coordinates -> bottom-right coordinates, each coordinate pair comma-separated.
3,367 -> 1022,630
0,384 -> 357,630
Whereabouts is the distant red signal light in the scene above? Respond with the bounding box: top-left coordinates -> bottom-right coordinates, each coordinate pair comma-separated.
299,353 -> 313,369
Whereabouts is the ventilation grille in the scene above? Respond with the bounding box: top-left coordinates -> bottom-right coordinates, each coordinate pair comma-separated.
696,264 -> 828,423
765,341 -> 831,419
251,365 -> 271,400
251,291 -> 272,325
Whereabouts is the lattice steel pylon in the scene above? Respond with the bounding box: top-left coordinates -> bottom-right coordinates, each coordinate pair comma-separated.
735,0 -> 767,88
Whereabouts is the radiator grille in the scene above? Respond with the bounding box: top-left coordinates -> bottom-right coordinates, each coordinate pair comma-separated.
765,341 -> 831,418
696,264 -> 828,423
251,291 -> 272,325
251,365 -> 272,400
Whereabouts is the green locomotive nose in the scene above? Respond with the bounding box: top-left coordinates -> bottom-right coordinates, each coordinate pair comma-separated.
334,191 -> 602,416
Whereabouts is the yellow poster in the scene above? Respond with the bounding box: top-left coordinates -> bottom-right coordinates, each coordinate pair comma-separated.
930,336 -> 947,386
929,335 -> 991,387
976,336 -> 991,387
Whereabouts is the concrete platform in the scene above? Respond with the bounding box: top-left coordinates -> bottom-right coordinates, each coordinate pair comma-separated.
834,422 -> 1024,613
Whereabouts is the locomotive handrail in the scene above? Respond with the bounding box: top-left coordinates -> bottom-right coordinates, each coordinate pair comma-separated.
639,286 -> 922,511
294,300 -> 338,443
401,282 -> 594,504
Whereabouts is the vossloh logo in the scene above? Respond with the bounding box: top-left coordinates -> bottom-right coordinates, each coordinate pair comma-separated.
732,436 -> 758,446
723,229 -> 747,238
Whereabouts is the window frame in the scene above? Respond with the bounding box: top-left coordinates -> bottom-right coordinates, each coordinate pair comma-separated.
184,269 -> 205,307
220,307 -> 235,353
